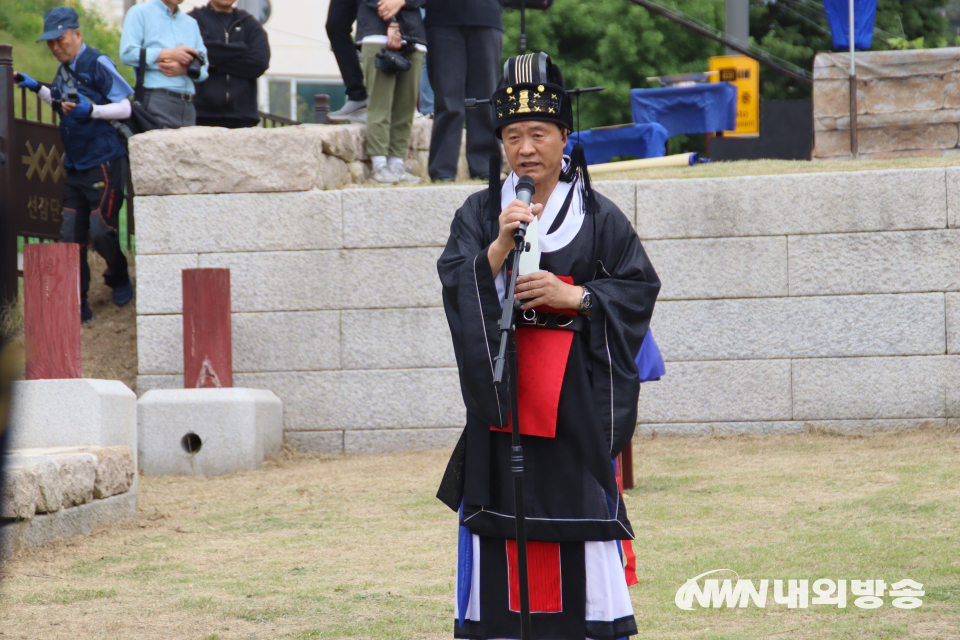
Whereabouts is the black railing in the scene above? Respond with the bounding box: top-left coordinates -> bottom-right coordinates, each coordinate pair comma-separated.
258,110 -> 300,127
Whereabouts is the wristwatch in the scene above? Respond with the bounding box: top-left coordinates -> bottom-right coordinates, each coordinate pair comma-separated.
579,287 -> 593,313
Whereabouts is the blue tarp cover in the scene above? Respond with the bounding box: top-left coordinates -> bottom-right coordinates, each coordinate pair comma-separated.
823,0 -> 877,50
630,83 -> 737,138
564,123 -> 669,164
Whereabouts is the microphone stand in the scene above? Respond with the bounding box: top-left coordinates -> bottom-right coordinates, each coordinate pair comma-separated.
493,222 -> 533,640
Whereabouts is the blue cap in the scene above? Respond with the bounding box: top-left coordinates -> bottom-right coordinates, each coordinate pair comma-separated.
37,7 -> 80,42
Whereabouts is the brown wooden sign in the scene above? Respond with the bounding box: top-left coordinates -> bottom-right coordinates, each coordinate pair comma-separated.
11,119 -> 65,239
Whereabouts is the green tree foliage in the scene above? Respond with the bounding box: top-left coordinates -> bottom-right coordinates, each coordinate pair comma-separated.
503,0 -> 726,131
504,0 -> 951,132
0,0 -> 131,86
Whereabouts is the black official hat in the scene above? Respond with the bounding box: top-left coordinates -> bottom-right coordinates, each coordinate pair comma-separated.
37,7 -> 80,42
492,52 -> 572,139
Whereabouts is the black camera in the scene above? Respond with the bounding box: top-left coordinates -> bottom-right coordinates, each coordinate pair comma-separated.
375,47 -> 411,75
186,52 -> 206,80
65,88 -> 79,103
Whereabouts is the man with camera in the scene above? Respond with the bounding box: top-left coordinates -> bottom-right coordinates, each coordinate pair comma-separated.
189,0 -> 270,129
120,0 -> 209,129
14,6 -> 135,323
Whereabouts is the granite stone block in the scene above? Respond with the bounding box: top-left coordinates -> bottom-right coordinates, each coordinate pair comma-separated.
653,294 -> 945,361
595,181 -> 638,228
946,167 -> 960,228
342,186 -> 483,248
135,191 -> 343,255
1,467 -> 39,519
233,368 -> 463,431
642,237 -> 787,300
31,458 -> 63,514
92,446 -> 136,499
947,293 -> 960,354
635,169 -> 947,239
341,308 -> 454,369
635,360 -> 792,423
792,356 -> 957,420
635,418 -> 945,437
136,374 -> 183,396
285,431 -> 344,455
788,230 -> 960,296
137,315 -> 181,376
135,254 -> 199,315
54,453 -> 97,508
344,428 -> 462,455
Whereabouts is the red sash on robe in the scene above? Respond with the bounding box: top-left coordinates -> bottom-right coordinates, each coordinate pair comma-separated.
492,276 -> 576,439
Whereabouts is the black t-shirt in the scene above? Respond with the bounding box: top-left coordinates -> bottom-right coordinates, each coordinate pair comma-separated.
424,0 -> 503,30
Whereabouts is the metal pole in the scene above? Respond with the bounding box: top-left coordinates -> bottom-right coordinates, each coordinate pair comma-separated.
724,0 -> 749,56
519,0 -> 527,54
0,44 -> 17,311
849,0 -> 858,159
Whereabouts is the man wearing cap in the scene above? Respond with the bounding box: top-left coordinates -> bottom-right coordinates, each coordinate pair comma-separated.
436,52 -> 660,638
14,7 -> 135,323
120,0 -> 209,128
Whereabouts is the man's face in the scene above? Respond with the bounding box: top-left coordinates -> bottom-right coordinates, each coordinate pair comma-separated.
502,121 -> 567,186
209,0 -> 236,12
46,29 -> 83,63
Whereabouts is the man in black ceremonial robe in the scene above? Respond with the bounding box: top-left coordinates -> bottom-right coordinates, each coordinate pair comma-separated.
436,52 -> 660,640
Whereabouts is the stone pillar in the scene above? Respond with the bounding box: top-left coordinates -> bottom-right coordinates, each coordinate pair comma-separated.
182,268 -> 232,389
23,243 -> 81,380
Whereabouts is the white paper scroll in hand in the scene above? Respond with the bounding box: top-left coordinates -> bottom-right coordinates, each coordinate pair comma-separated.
518,214 -> 543,276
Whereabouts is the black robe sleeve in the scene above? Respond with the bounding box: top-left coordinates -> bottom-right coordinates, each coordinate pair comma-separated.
585,194 -> 661,457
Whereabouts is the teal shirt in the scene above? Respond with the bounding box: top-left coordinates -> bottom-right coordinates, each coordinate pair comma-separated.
120,0 -> 209,94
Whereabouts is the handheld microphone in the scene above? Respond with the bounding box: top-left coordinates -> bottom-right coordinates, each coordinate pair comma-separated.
514,176 -> 536,239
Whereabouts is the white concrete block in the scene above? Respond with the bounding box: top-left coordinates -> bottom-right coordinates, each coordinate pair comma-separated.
337,248 -> 445,309
285,431 -> 344,455
341,308 -> 454,369
344,427 -> 462,455
9,380 -> 137,457
635,360 -> 792,423
636,169 -> 947,239
788,230 -> 960,295
643,237 -> 787,300
137,388 -> 283,476
136,191 -> 343,255
595,181 -> 638,228
654,294 -> 946,361
342,186 -> 483,248
792,356 -> 958,420
234,368 -> 463,431
135,254 -> 199,315
947,293 -> 960,354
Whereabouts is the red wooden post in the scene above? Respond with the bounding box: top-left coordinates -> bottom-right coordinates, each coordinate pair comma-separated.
24,243 -> 81,380
182,268 -> 232,388
620,437 -> 635,490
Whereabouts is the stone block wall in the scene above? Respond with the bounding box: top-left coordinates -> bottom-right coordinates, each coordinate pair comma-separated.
636,167 -> 960,435
814,48 -> 960,159
131,126 -> 960,450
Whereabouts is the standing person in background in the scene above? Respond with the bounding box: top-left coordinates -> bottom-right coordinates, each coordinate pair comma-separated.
326,0 -> 368,120
15,7 -> 135,323
425,0 -> 503,182
357,0 -> 426,184
189,0 -> 271,128
120,0 -> 209,129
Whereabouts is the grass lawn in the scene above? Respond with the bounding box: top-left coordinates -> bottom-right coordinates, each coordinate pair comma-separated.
1,428 -> 958,640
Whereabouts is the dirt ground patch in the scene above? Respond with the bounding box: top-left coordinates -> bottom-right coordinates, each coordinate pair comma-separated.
2,429 -> 959,640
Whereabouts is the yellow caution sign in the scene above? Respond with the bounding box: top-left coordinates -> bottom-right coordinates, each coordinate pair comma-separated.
709,55 -> 759,137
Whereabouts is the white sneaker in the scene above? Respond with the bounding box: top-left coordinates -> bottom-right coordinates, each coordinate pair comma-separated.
329,99 -> 368,118
372,165 -> 399,184
394,167 -> 422,183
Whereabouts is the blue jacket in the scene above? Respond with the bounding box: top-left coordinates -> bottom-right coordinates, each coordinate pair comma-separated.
52,44 -> 133,171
